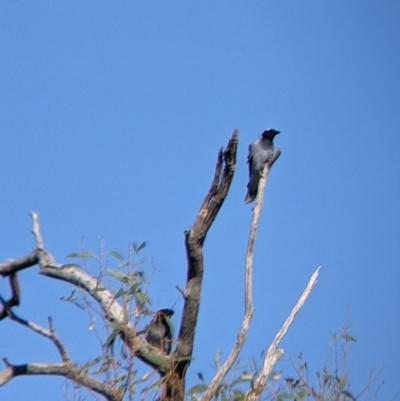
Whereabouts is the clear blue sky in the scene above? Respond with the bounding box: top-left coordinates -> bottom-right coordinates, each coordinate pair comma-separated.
1,1 -> 399,400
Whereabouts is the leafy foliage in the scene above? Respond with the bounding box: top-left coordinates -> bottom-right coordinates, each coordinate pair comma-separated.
186,326 -> 397,401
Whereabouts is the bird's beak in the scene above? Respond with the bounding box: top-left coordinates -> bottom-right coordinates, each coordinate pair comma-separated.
275,131 -> 281,135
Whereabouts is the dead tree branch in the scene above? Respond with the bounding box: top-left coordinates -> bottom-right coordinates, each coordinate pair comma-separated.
202,150 -> 281,401
162,130 -> 238,400
0,361 -> 122,401
247,266 -> 322,400
0,274 -> 21,320
7,310 -> 71,363
0,251 -> 39,276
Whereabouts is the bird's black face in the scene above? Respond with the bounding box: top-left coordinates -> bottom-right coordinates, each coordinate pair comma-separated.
262,128 -> 280,140
159,309 -> 174,317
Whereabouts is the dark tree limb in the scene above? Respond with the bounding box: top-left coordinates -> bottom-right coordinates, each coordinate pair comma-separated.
0,251 -> 39,277
160,130 -> 238,400
0,274 -> 21,320
0,361 -> 123,401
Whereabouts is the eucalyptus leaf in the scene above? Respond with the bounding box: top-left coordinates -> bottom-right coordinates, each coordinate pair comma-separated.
188,384 -> 207,395
109,251 -> 124,260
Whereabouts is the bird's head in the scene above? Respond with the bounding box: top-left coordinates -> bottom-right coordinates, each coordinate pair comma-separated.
157,309 -> 174,318
262,128 -> 280,140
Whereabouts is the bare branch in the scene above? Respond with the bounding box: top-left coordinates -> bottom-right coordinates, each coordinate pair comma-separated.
6,310 -> 71,363
247,266 -> 322,399
0,251 -> 39,276
355,365 -> 385,400
202,150 -> 281,401
175,285 -> 187,299
177,130 -> 238,362
0,274 -> 21,320
30,211 -> 45,250
0,362 -> 122,401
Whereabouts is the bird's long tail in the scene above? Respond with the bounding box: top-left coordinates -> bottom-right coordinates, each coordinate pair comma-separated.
244,189 -> 257,203
245,174 -> 259,203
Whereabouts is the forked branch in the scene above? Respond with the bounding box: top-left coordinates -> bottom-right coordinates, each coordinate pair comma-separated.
247,266 -> 322,399
0,361 -> 122,401
174,131 -> 238,384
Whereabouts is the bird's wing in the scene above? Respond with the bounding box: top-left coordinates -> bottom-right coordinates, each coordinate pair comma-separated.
247,143 -> 254,178
163,315 -> 174,338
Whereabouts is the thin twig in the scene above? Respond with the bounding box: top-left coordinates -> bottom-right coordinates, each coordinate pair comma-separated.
7,310 -> 71,362
30,211 -> 44,251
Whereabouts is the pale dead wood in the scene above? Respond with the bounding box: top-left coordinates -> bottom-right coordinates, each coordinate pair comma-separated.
0,361 -> 122,401
202,150 -> 281,401
7,310 -> 71,363
247,266 -> 322,400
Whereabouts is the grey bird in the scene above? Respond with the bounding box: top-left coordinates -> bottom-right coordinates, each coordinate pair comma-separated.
245,128 -> 280,203
145,309 -> 174,355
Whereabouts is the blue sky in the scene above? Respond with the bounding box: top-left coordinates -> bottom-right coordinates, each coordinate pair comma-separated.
1,1 -> 399,400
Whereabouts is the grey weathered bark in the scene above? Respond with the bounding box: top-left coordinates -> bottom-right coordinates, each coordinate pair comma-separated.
162,130 -> 239,400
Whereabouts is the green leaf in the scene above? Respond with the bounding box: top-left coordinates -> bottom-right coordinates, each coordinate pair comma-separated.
132,241 -> 147,253
93,287 -> 106,292
135,290 -> 149,307
188,384 -> 208,395
106,269 -> 133,282
295,389 -> 307,401
115,288 -> 128,299
342,390 -> 356,401
135,371 -> 154,385
232,389 -> 245,401
117,262 -> 129,268
230,374 -> 254,389
60,294 -> 76,302
110,321 -> 126,331
66,252 -> 95,258
81,356 -> 103,372
109,251 -> 124,260
340,373 -> 349,390
128,283 -> 140,294
136,241 -> 147,252
341,332 -> 357,342
66,253 -> 80,258
175,356 -> 193,363
104,330 -> 119,349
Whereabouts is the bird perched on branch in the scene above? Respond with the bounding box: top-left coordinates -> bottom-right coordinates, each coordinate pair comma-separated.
145,309 -> 174,355
245,128 -> 280,203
